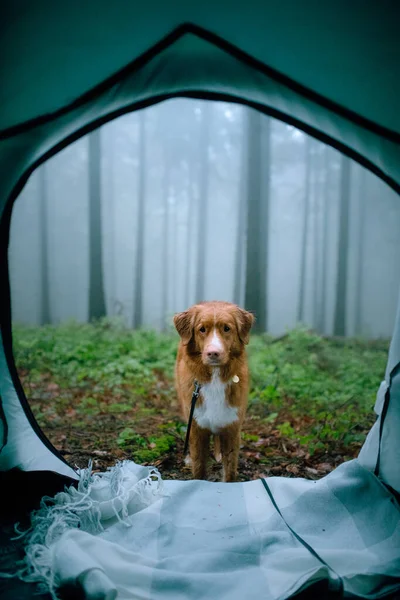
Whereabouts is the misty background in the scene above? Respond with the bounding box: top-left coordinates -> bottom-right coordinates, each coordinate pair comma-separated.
8,99 -> 400,338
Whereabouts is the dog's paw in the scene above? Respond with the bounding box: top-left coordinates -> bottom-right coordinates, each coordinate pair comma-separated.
184,455 -> 192,467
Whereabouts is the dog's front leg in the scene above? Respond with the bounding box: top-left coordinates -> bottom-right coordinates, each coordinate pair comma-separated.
220,424 -> 241,482
189,421 -> 210,480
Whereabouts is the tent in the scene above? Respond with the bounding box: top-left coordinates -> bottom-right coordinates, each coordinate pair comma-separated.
0,1 -> 399,598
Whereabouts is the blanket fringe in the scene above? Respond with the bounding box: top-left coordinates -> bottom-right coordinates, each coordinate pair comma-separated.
4,460 -> 163,599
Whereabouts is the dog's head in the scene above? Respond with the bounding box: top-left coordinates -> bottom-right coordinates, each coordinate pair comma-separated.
173,301 -> 254,366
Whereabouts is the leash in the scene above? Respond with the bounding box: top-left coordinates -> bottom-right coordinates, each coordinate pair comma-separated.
183,380 -> 202,456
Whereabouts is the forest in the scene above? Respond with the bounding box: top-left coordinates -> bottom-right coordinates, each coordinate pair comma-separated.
9,99 -> 400,480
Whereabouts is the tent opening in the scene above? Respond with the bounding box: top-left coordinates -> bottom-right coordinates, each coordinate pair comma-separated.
7,98 -> 400,481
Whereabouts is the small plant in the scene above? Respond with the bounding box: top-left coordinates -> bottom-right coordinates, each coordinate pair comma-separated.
117,429 -> 147,449
242,432 -> 259,442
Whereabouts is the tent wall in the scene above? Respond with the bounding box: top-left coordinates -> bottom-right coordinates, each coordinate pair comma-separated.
0,332 -> 77,477
359,295 -> 400,492
1,1 -> 399,135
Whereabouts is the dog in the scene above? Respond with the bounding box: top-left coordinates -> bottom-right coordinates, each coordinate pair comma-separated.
173,301 -> 254,482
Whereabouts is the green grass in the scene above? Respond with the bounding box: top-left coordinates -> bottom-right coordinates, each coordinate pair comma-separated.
12,319 -> 388,462
247,328 -> 387,453
13,317 -> 177,395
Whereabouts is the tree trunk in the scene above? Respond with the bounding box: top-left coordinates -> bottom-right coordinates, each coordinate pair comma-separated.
105,123 -> 116,315
333,155 -> 351,336
354,168 -> 367,335
312,145 -> 323,329
244,109 -> 270,332
184,172 -> 195,308
311,144 -> 320,328
195,102 -> 211,302
171,192 -> 178,311
88,128 -> 106,320
297,136 -> 312,323
39,164 -> 50,324
132,111 -> 146,329
318,146 -> 331,333
161,153 -> 170,330
233,107 -> 247,307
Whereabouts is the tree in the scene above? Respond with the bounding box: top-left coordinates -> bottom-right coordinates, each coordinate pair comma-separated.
244,109 -> 271,332
88,128 -> 106,320
195,102 -> 211,301
233,107 -> 247,307
132,111 -> 146,328
318,146 -> 331,333
354,167 -> 367,335
312,145 -> 321,327
38,164 -> 50,324
104,122 -> 116,315
161,146 -> 171,329
297,136 -> 312,323
184,159 -> 196,308
333,154 -> 351,336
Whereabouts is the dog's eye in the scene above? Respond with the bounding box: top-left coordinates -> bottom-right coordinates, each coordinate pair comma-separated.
224,325 -> 230,332
199,326 -> 206,333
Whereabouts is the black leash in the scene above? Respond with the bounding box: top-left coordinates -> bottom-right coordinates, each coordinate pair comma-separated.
183,380 -> 202,456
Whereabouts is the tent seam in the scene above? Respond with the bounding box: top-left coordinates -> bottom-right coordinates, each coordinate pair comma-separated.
0,23 -> 399,143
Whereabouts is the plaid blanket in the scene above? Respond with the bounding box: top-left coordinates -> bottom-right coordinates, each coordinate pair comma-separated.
24,459 -> 399,600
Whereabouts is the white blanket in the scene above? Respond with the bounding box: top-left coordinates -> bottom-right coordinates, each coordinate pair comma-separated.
16,460 -> 400,599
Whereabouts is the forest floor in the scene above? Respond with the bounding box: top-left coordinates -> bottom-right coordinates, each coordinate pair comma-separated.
13,320 -> 388,482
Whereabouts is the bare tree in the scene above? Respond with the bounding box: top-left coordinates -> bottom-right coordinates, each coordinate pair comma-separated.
354,168 -> 367,335
104,123 -> 116,315
184,161 -> 196,308
195,102 -> 211,301
312,145 -> 321,328
297,136 -> 312,323
88,128 -> 106,320
38,164 -> 50,324
132,111 -> 146,329
171,193 -> 179,311
233,107 -> 247,307
244,109 -> 271,332
318,146 -> 331,333
333,154 -> 352,336
161,150 -> 171,330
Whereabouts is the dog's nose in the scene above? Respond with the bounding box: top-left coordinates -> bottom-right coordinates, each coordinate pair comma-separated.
207,348 -> 220,359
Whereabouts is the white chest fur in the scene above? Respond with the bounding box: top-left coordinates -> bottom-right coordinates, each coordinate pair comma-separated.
194,371 -> 238,433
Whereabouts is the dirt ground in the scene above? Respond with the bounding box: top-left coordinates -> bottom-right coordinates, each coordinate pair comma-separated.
32,385 -> 356,483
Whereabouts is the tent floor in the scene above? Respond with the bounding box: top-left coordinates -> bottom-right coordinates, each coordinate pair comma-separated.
0,469 -> 399,600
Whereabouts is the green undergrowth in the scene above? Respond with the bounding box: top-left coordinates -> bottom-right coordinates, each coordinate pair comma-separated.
12,319 -> 388,458
13,318 -> 177,395
248,328 -> 388,453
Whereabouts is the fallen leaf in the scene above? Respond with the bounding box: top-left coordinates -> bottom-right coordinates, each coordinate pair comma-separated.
286,464 -> 299,475
305,467 -> 318,474
316,462 -> 333,473
254,438 -> 269,447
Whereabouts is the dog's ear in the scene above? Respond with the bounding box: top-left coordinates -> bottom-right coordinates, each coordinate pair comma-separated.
235,308 -> 255,345
173,310 -> 195,344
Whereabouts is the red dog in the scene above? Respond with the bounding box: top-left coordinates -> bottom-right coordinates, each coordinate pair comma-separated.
173,301 -> 254,482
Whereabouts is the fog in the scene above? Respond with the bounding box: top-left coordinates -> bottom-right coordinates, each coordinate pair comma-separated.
9,99 -> 400,338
